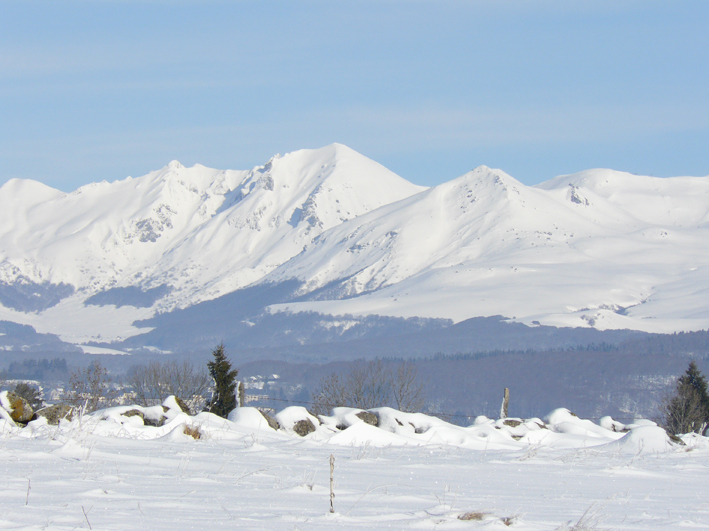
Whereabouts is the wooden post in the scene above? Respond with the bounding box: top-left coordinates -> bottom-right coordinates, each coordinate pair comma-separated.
238,381 -> 245,408
329,454 -> 335,513
500,387 -> 510,419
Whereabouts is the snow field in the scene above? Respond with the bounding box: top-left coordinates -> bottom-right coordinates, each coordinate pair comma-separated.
1,403 -> 707,530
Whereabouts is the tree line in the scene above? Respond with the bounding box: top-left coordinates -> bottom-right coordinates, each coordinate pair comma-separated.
3,344 -> 708,437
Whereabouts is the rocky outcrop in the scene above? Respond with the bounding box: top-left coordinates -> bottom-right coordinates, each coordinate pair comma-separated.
293,419 -> 316,437
355,411 -> 378,427
122,408 -> 165,427
1,391 -> 34,423
35,404 -> 74,425
143,415 -> 165,427
666,431 -> 686,446
174,397 -> 190,414
122,409 -> 145,421
259,410 -> 280,430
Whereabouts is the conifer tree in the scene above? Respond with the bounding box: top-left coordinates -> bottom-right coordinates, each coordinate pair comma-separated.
660,361 -> 709,435
678,361 -> 709,415
207,343 -> 238,418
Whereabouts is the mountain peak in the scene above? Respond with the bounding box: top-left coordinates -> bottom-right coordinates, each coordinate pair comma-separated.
442,166 -> 525,201
4,146 -> 708,344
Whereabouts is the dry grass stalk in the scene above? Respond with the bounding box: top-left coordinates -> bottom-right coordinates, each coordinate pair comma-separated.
458,511 -> 488,521
183,425 -> 202,440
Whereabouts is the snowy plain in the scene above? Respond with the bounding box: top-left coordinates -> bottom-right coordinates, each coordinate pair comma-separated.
2,402 -> 708,530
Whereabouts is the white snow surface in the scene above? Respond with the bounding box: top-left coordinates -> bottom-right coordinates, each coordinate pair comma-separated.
1,402 -> 707,530
2,145 -> 709,341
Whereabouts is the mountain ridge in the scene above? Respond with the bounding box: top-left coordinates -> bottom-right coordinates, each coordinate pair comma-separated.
0,144 -> 708,349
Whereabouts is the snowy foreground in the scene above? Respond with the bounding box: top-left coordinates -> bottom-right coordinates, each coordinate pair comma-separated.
2,403 -> 708,530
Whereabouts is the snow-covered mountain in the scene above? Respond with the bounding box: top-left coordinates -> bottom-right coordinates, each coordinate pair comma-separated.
269,166 -> 709,332
1,144 -> 708,348
0,144 -> 424,343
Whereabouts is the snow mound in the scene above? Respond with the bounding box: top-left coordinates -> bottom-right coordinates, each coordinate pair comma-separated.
546,408 -> 619,439
600,425 -> 675,455
0,399 -> 697,456
274,406 -> 320,433
228,406 -> 278,431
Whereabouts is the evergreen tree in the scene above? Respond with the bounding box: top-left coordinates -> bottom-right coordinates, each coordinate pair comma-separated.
677,361 -> 709,416
207,343 -> 238,418
660,361 -> 709,435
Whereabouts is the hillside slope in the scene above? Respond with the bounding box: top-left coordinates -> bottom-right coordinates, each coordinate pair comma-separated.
267,166 -> 709,333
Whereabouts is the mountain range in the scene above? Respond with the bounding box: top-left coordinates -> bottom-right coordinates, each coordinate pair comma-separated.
1,143 -> 708,355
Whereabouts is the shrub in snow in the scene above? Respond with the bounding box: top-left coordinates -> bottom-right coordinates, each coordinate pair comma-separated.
66,361 -> 115,413
182,425 -> 202,439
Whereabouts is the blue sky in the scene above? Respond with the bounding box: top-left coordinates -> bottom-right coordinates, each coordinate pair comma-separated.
2,1 -> 708,190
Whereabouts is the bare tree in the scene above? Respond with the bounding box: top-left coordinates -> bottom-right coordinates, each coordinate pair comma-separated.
312,359 -> 426,415
346,359 -> 392,410
391,361 -> 425,413
66,362 -> 115,412
128,360 -> 210,413
312,373 -> 349,416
